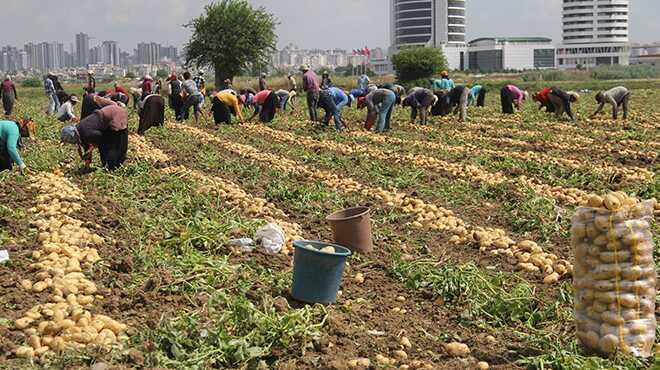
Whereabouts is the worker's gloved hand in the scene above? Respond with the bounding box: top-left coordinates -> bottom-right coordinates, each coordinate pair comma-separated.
19,163 -> 27,175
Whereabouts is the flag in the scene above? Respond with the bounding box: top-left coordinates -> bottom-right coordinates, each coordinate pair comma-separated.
363,47 -> 371,57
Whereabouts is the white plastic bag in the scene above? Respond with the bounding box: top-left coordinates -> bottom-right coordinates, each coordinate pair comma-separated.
255,223 -> 286,254
228,238 -> 255,253
0,250 -> 8,263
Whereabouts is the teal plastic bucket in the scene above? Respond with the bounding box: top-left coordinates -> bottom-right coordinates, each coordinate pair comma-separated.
291,240 -> 352,304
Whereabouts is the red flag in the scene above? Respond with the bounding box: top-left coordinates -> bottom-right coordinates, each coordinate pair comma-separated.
364,47 -> 371,57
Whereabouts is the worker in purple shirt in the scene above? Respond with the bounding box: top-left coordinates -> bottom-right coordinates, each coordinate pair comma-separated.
301,65 -> 320,123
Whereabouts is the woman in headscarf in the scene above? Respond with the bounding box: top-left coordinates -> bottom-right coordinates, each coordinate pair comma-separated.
0,118 -> 34,174
548,88 -> 579,122
168,73 -> 184,121
138,93 -> 165,135
1,76 -> 17,116
211,90 -> 244,125
140,75 -> 153,101
402,88 -> 437,125
60,103 -> 128,171
500,84 -> 528,114
248,89 -> 278,123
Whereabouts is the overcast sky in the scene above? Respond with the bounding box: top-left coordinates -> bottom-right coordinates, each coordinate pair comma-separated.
2,0 -> 658,51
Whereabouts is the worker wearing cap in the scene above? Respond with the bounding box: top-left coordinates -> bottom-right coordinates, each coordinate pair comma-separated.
301,65 -> 320,123
86,71 -> 96,94
432,71 -> 455,91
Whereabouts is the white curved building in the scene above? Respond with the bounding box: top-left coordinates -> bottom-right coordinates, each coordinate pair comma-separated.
557,0 -> 630,68
390,0 -> 467,69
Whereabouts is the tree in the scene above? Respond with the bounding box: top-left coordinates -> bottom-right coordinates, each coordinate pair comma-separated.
156,69 -> 169,79
185,0 -> 278,86
391,47 -> 448,83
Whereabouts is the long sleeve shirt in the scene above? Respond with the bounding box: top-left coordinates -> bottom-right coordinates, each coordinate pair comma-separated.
1,80 -> 17,99
141,80 -> 153,95
327,87 -> 347,106
302,71 -> 320,93
597,86 -> 629,108
288,76 -> 297,91
357,75 -> 370,91
98,104 -> 128,131
57,101 -> 77,120
468,85 -> 482,105
433,78 -> 455,90
406,88 -> 436,108
216,91 -> 244,121
44,78 -> 56,95
365,89 -> 392,114
0,120 -> 24,167
253,90 -> 271,105
534,87 -> 552,106
506,85 -> 525,105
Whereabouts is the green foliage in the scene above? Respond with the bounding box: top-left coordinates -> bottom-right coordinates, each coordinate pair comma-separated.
185,0 -> 278,86
22,78 -> 42,88
391,47 -> 447,83
125,71 -> 137,79
391,259 -> 542,327
591,64 -> 658,80
156,69 -> 169,79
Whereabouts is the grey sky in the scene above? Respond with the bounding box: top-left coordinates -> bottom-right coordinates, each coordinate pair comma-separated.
2,0 -> 658,51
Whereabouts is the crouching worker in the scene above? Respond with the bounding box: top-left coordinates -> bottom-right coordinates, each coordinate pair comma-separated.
318,87 -> 348,132
591,86 -> 631,120
438,86 -> 470,122
548,88 -> 579,121
0,118 -> 35,174
138,93 -> 165,135
364,88 -> 396,133
60,103 -> 128,171
468,85 -> 486,107
402,88 -> 437,125
275,89 -> 296,112
500,84 -> 528,114
57,95 -> 79,123
248,90 -> 278,123
211,90 -> 244,125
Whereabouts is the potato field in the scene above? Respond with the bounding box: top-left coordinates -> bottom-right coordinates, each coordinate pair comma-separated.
0,80 -> 658,369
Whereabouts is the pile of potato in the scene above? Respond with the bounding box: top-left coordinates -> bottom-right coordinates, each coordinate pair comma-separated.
129,134 -> 171,163
519,176 -> 589,206
573,192 -> 657,357
14,173 -> 129,359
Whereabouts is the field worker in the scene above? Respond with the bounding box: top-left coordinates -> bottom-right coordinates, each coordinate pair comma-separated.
211,89 -> 244,125
321,71 -> 333,89
532,87 -> 554,113
402,88 -> 437,125
57,95 -> 79,123
548,88 -> 579,122
193,70 -> 206,110
138,93 -> 165,135
239,88 -> 256,111
318,87 -> 348,132
301,65 -> 320,123
0,118 -> 34,174
358,74 -> 370,91
258,72 -> 268,92
182,71 -> 204,125
444,85 -> 470,122
154,79 -> 163,95
60,103 -> 128,171
275,89 -> 296,112
590,86 -> 631,120
110,92 -> 129,106
500,84 -> 528,114
168,74 -> 184,121
287,72 -> 297,92
1,76 -> 18,116
140,75 -> 153,100
81,92 -> 105,120
248,89 -> 279,123
364,88 -> 396,133
432,71 -> 455,91
86,71 -> 96,94
468,85 -> 487,107
45,73 -> 60,115
114,83 -> 129,97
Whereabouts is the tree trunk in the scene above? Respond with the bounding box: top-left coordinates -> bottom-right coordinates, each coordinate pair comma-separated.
214,63 -> 233,90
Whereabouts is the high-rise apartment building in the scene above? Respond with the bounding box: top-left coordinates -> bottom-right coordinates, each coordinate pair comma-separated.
390,0 -> 467,69
76,33 -> 90,67
136,42 -> 161,65
557,0 -> 630,68
101,41 -> 120,65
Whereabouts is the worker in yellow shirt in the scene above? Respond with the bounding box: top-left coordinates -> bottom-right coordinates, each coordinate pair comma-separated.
211,90 -> 244,125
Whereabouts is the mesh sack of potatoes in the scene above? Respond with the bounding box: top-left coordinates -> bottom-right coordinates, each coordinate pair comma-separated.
571,192 -> 656,358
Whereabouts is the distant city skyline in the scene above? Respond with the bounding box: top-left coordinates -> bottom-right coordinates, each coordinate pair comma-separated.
1,0 -> 659,52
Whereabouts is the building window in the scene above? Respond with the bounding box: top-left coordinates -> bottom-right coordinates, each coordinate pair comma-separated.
534,49 -> 556,68
468,50 -> 503,72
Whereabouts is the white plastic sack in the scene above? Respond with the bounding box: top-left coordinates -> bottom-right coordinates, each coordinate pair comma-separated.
228,238 -> 255,253
255,223 -> 286,255
0,250 -> 8,263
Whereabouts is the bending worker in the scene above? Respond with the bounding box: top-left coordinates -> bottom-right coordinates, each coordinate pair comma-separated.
591,86 -> 631,120
0,118 -> 34,174
402,88 -> 437,125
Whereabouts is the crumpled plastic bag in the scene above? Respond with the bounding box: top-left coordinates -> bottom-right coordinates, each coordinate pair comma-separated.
228,238 -> 255,253
254,223 -> 286,254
